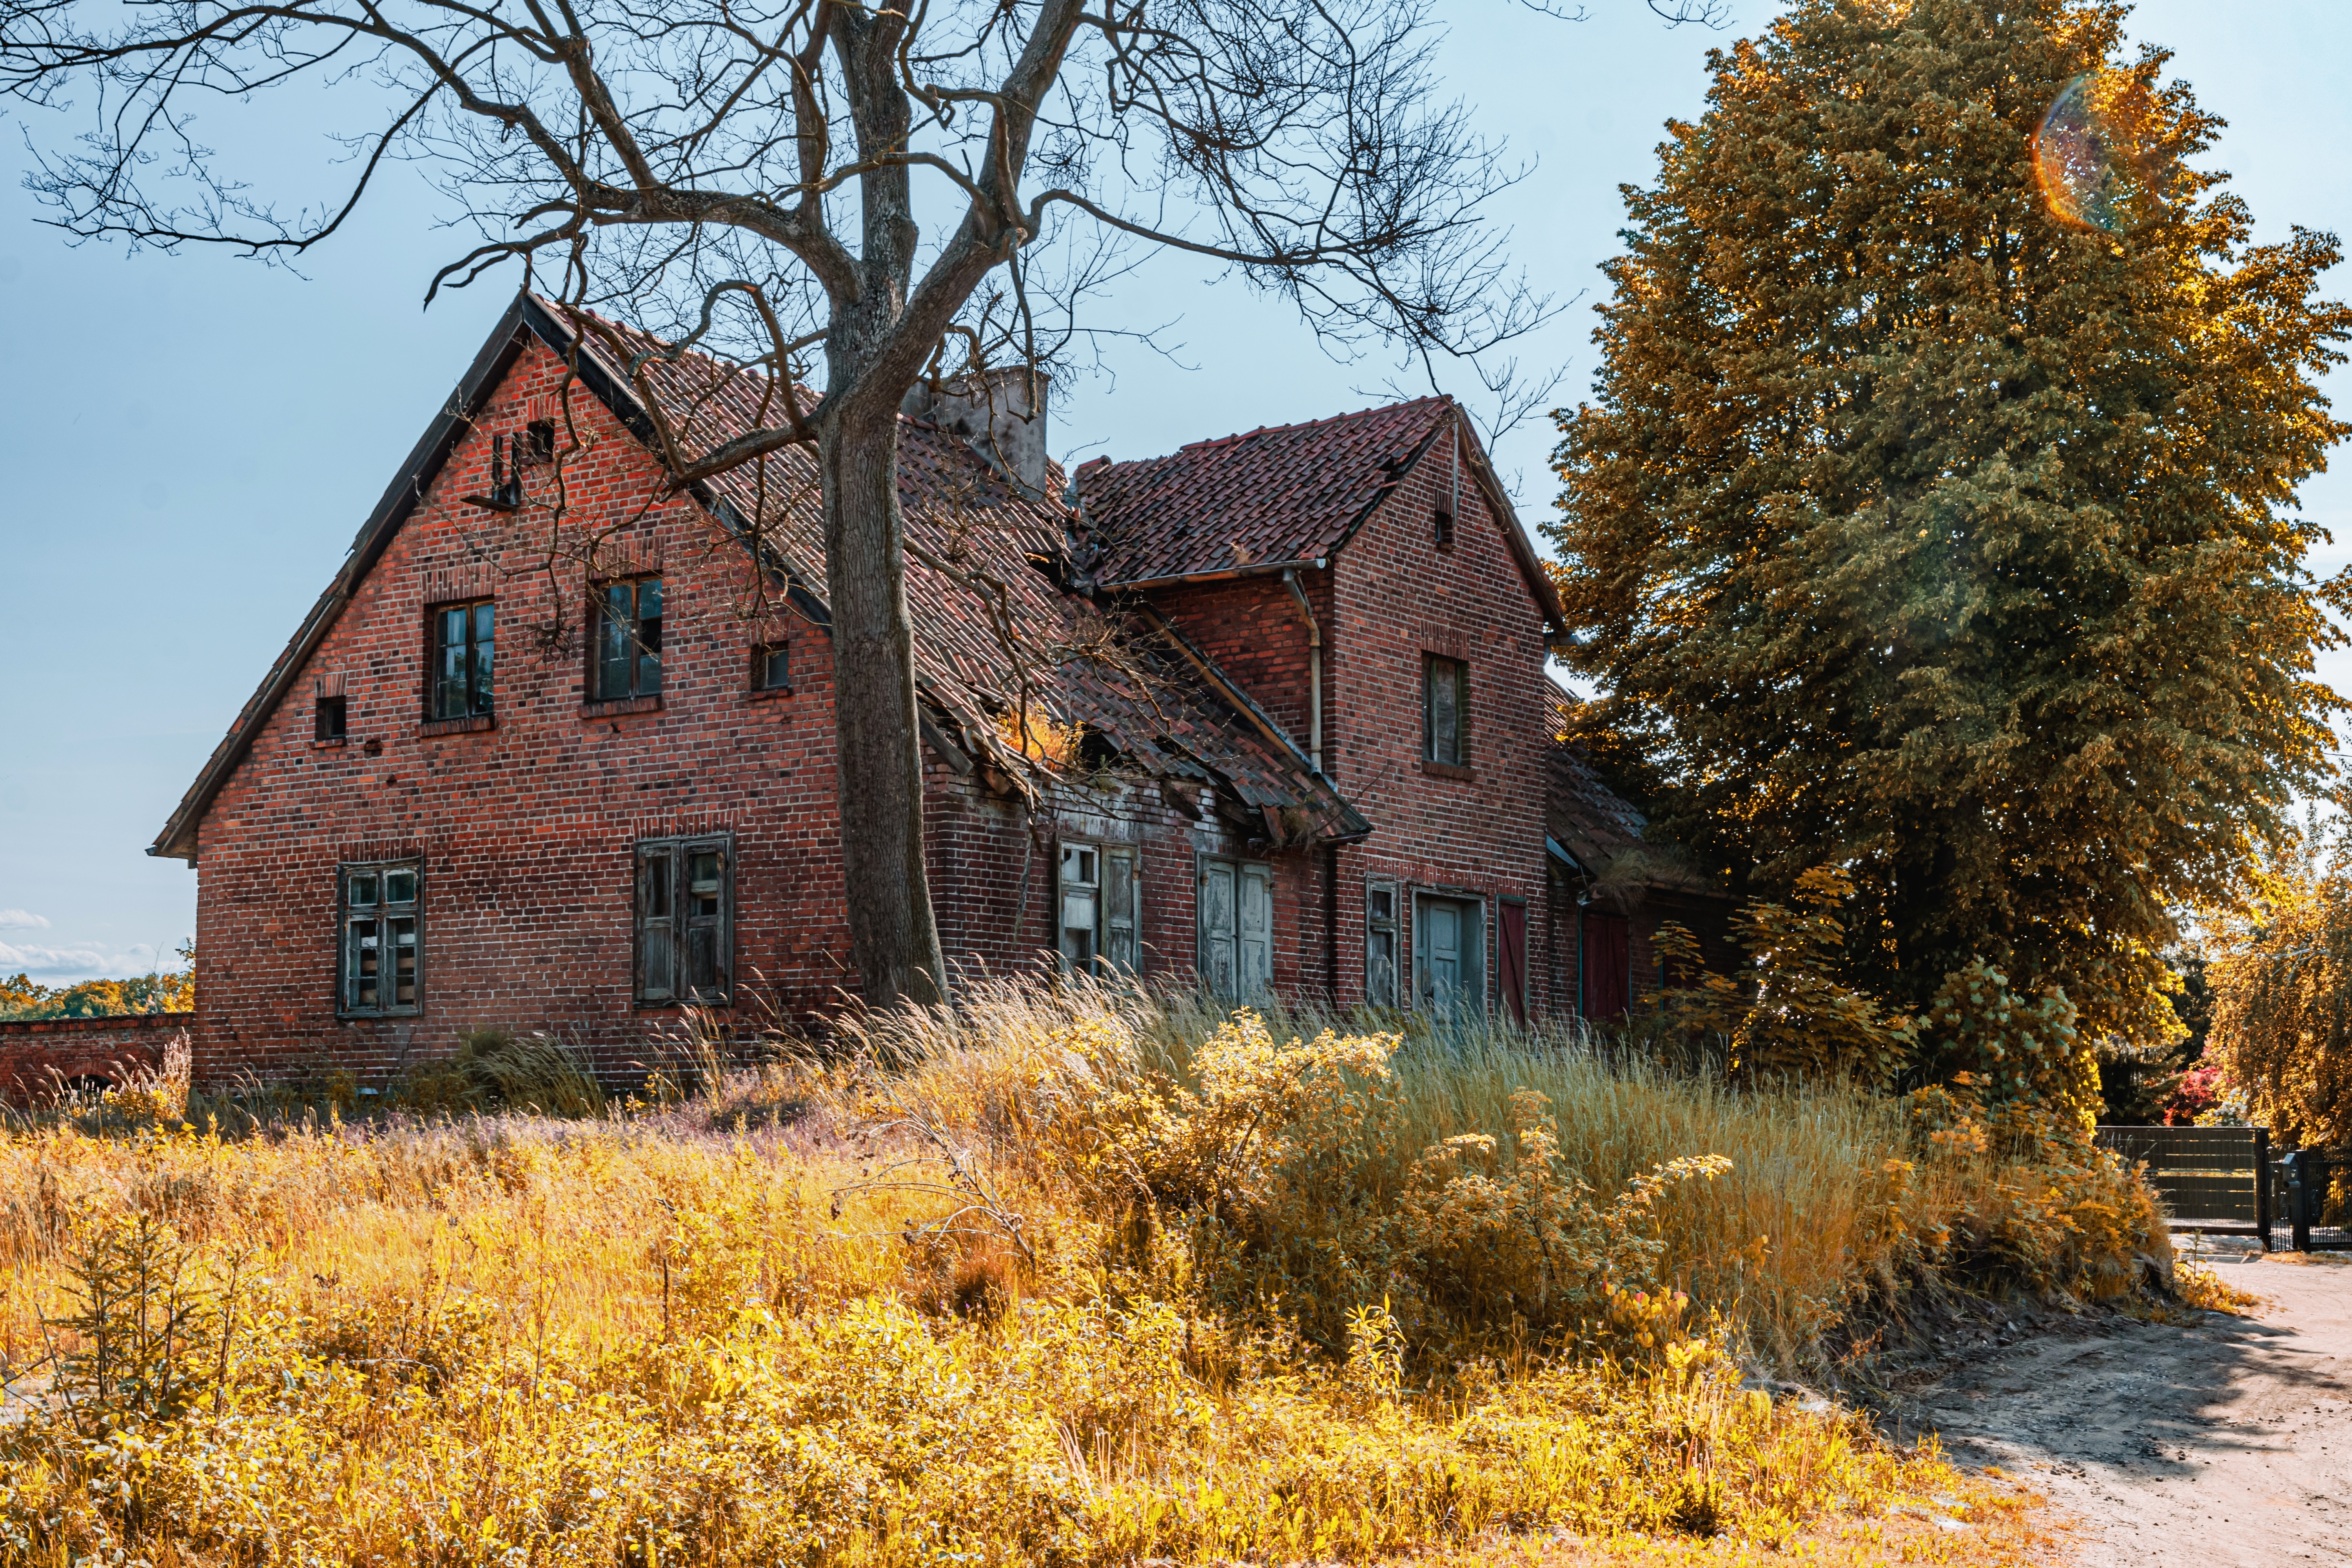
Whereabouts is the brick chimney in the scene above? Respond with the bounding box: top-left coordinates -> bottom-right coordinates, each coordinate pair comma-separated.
902,367 -> 1051,499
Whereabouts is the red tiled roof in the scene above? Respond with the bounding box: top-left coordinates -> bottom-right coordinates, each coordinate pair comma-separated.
1073,398 -> 1455,584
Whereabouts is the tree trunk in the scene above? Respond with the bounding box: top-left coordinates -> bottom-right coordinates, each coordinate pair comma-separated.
819,398 -> 949,1007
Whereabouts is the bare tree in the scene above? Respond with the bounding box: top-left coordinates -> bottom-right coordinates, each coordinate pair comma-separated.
2,0 -> 1703,1006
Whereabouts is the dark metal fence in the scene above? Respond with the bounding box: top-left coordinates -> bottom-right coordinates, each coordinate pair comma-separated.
2094,1125 -> 2352,1252
2096,1125 -> 2273,1249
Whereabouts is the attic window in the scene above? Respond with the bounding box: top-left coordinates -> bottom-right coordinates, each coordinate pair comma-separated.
315,694 -> 347,742
1433,506 -> 1455,548
524,419 -> 557,463
751,641 -> 790,693
1425,655 -> 1466,767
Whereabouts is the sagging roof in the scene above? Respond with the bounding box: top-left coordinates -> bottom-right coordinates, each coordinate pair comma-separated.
1543,684 -> 1721,902
1071,398 -> 1568,630
151,292 -> 1369,862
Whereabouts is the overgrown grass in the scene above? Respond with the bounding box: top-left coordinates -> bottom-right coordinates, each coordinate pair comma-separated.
0,978 -> 2163,1565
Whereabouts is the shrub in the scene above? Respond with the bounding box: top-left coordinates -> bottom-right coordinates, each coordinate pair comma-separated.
396,1027 -> 606,1117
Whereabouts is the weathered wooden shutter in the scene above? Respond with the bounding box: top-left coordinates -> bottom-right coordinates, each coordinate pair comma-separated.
1237,862 -> 1272,998
1198,859 -> 1237,993
1498,898 -> 1528,1026
1365,880 -> 1399,1007
681,838 -> 731,1002
1104,846 -> 1139,973
636,842 -> 677,1002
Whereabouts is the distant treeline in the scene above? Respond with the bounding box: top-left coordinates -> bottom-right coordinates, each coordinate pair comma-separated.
2,959 -> 192,1020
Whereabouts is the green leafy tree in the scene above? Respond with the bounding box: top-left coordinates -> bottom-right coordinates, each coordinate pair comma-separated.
1550,0 -> 2352,1061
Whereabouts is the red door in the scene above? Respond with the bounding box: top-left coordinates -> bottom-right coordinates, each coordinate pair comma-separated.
1498,899 -> 1528,1025
1581,910 -> 1630,1021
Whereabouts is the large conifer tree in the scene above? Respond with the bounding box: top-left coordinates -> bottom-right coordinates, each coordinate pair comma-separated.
1550,0 -> 2352,1052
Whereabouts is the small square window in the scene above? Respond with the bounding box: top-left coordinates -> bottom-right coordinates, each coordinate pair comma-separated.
316,694 -> 347,741
594,577 -> 664,702
524,419 -> 557,463
752,642 -> 790,692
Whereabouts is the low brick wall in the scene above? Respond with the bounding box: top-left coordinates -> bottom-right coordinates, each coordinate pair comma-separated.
0,1014 -> 188,1101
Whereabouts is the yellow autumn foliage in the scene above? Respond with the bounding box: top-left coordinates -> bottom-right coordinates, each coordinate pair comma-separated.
0,979 -> 2162,1564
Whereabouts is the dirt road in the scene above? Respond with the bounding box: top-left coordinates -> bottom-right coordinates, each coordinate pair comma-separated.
1900,1245 -> 2352,1565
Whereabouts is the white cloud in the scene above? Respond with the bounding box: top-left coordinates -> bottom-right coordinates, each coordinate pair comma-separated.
0,939 -> 179,978
0,909 -> 51,930
0,940 -> 108,974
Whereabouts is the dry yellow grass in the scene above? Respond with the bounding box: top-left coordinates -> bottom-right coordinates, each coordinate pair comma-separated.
0,978 -> 2158,1565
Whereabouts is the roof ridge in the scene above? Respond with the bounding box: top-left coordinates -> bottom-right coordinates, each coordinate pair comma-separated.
1160,394 -> 1451,458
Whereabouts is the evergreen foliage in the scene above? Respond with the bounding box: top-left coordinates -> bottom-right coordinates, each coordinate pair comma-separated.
1548,0 -> 2352,1064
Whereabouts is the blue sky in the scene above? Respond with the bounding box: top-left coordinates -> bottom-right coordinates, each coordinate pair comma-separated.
2,0 -> 2346,984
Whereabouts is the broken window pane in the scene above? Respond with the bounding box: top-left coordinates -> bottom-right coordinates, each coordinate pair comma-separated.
341,858 -> 421,1015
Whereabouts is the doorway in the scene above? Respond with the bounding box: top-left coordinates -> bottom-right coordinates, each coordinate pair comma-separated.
1415,894 -> 1484,1021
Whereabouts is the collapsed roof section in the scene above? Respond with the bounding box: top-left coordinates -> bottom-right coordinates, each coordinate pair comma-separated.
151,293 -> 1368,862
1543,684 -> 1714,899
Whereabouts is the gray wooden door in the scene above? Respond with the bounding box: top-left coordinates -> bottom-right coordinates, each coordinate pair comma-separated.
1416,895 -> 1479,1020
1200,858 -> 1272,998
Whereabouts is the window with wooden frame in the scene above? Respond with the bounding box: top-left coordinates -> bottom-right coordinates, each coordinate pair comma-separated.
1364,879 -> 1400,1007
430,599 -> 496,720
315,694 -> 347,741
1058,840 -> 1140,976
1423,655 -> 1466,767
751,641 -> 791,693
593,577 -> 664,702
634,834 -> 732,1005
1197,855 -> 1272,998
340,860 -> 421,1016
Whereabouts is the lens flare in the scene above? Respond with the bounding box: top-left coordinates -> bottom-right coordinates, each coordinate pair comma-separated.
2033,71 -> 2165,234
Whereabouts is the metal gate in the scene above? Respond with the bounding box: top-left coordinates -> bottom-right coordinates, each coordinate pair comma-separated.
2095,1126 -> 2273,1249
2274,1149 -> 2352,1251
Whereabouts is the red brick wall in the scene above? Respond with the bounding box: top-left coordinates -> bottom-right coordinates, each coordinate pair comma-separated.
187,338 -> 867,1082
1141,573 -> 1327,752
0,1014 -> 181,1101
180,344 -> 1561,1085
1323,421 -> 1555,1019
1134,419 -> 1558,1020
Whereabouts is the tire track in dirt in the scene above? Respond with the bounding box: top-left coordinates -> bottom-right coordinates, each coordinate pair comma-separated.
1900,1247 -> 2352,1565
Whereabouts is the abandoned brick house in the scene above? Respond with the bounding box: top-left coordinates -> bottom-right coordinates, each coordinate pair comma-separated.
102,291 -> 1702,1085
